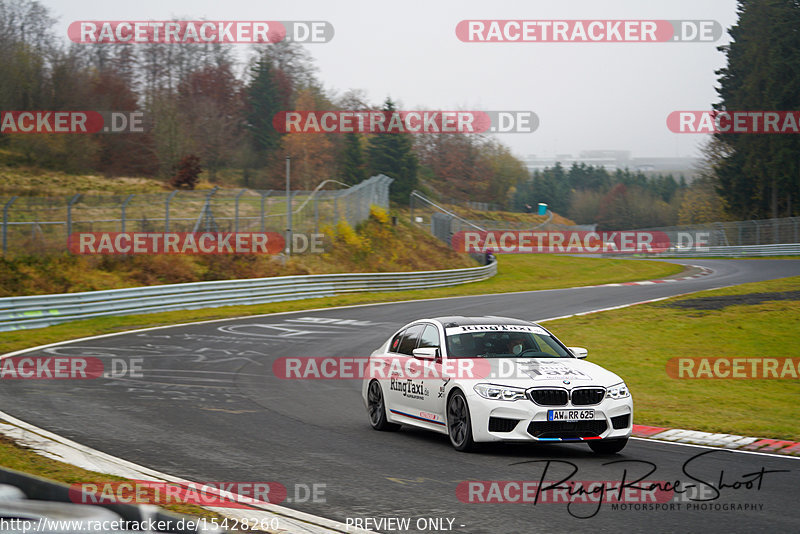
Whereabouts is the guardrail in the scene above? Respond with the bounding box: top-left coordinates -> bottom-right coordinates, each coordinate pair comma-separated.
645,243 -> 800,258
0,261 -> 498,331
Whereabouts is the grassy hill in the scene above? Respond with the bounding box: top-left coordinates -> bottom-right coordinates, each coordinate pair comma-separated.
0,168 -> 578,297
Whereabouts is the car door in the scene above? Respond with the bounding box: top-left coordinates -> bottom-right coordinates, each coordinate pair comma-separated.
384,323 -> 424,417
413,323 -> 449,428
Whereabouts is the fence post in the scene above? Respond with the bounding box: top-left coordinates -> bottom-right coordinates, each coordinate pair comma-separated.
285,157 -> 292,255
260,190 -> 272,232
205,186 -> 219,232
235,189 -> 246,232
121,194 -> 134,232
314,195 -> 319,235
67,194 -> 81,243
2,196 -> 17,255
794,217 -> 798,243
165,190 -> 178,232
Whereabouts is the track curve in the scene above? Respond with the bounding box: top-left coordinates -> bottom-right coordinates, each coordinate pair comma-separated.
1,259 -> 799,533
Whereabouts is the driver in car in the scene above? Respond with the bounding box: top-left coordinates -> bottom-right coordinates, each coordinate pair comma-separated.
506,335 -> 527,356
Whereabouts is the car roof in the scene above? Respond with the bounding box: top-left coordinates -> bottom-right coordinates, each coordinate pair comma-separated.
427,316 -> 539,328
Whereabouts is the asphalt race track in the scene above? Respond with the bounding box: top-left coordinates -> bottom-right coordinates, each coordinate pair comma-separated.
2,259 -> 799,533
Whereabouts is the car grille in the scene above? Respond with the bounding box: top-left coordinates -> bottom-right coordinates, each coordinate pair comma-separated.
528,389 -> 568,406
488,417 -> 520,433
571,388 -> 606,406
611,414 -> 631,429
527,420 -> 608,439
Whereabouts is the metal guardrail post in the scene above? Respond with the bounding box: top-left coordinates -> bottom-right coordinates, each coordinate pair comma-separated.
2,196 -> 17,255
164,190 -> 178,232
121,194 -> 134,232
0,258 -> 499,331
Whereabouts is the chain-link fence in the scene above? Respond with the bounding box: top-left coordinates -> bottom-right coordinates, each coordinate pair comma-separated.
1,174 -> 392,255
410,190 -> 592,245
637,217 -> 800,247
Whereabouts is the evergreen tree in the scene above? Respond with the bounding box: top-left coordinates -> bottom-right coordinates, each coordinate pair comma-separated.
367,98 -> 418,203
714,0 -> 800,218
340,132 -> 366,184
245,56 -> 283,162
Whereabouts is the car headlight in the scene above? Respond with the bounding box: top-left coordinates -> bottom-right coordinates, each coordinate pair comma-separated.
606,382 -> 630,399
473,383 -> 527,401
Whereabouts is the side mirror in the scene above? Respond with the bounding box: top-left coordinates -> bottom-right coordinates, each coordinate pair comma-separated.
412,347 -> 439,360
568,347 -> 588,359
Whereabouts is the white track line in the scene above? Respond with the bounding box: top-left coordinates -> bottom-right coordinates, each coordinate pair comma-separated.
3,261 -> 765,533
0,411 -> 375,534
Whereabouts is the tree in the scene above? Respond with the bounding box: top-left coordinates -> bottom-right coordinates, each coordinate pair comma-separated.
170,154 -> 202,189
713,0 -> 800,219
367,98 -> 418,203
178,63 -> 244,178
282,88 -> 336,189
244,55 -> 285,163
340,132 -> 366,184
678,178 -> 727,224
532,162 -> 570,214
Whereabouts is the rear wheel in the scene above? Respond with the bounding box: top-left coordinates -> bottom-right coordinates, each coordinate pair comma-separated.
588,437 -> 628,454
367,380 -> 400,431
447,391 -> 477,452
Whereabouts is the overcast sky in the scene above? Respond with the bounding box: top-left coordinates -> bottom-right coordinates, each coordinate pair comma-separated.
46,0 -> 739,160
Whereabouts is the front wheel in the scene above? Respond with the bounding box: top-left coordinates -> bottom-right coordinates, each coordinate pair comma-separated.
367,380 -> 400,431
447,391 -> 477,452
588,437 -> 628,454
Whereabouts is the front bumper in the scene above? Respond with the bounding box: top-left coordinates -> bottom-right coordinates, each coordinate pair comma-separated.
466,390 -> 633,443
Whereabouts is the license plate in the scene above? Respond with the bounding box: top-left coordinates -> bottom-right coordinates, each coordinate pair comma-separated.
547,409 -> 594,421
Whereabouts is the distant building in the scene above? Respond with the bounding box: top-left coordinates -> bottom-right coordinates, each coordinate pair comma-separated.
523,151 -> 700,177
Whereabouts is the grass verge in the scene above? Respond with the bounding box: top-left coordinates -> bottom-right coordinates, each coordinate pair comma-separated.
0,255 -> 681,355
0,435 -> 226,522
545,275 -> 800,441
0,254 -> 681,526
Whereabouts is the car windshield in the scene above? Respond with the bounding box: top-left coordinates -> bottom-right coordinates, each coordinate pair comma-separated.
445,329 -> 571,359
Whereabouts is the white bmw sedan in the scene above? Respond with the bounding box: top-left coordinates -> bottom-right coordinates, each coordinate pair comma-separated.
362,316 -> 633,453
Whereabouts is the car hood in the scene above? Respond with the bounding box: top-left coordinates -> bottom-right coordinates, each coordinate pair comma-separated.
469,357 -> 624,387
